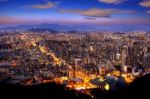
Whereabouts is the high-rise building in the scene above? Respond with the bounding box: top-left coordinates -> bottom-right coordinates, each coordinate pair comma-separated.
74,58 -> 82,71
121,46 -> 127,66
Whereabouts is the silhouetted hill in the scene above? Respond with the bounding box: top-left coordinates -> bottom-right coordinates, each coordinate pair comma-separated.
105,74 -> 150,99
0,74 -> 150,99
127,74 -> 150,98
0,82 -> 91,99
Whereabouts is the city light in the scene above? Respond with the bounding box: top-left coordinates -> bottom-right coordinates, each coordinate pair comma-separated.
0,0 -> 150,98
104,84 -> 110,91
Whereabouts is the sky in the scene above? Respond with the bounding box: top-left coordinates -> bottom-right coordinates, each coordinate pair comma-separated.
0,0 -> 150,30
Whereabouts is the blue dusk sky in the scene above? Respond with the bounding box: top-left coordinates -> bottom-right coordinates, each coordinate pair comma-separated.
0,0 -> 150,30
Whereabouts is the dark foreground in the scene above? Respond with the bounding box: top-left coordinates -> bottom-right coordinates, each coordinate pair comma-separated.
0,74 -> 150,99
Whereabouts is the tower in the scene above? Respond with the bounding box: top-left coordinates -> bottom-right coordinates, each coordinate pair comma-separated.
121,48 -> 127,66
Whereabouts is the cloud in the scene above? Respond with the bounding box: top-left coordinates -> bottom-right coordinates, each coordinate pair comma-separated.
98,0 -> 126,4
84,17 -> 96,20
139,0 -> 150,7
146,10 -> 150,14
0,16 -> 150,26
59,8 -> 135,18
26,1 -> 56,9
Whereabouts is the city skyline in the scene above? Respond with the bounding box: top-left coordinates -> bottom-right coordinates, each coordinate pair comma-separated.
0,0 -> 150,31
0,1 -> 150,97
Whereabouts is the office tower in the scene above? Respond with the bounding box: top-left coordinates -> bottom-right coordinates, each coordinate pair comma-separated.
121,47 -> 127,66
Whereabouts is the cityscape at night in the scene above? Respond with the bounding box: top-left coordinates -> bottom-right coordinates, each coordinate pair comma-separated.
0,0 -> 150,99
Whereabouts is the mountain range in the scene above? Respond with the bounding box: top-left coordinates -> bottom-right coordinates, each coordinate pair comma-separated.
0,23 -> 150,32
0,23 -> 98,32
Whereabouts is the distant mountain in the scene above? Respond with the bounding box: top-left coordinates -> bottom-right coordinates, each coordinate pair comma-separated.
0,23 -> 150,32
35,23 -> 98,31
28,28 -> 58,33
19,23 -> 72,31
67,30 -> 79,33
37,23 -> 71,31
0,23 -> 99,31
18,25 -> 35,30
